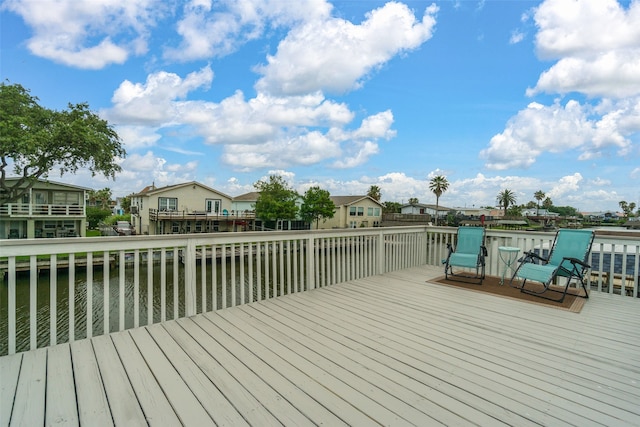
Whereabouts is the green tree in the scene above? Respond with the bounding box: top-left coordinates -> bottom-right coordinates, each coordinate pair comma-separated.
86,207 -> 111,229
428,175 -> 449,226
0,83 -> 125,205
120,195 -> 131,213
619,201 -> 637,219
496,189 -> 516,214
254,175 -> 299,225
382,201 -> 401,214
506,205 -> 522,217
534,190 -> 545,215
542,197 -> 553,209
367,185 -> 381,201
87,187 -> 112,210
300,186 -> 335,228
408,197 -> 419,205
549,205 -> 579,217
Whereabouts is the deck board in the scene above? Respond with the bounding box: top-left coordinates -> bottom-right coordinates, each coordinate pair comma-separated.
46,343 -> 78,426
2,264 -> 640,427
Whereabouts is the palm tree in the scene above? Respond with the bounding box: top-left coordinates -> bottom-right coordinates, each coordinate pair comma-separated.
534,190 -> 545,216
367,185 -> 381,201
497,189 -> 516,215
428,175 -> 449,226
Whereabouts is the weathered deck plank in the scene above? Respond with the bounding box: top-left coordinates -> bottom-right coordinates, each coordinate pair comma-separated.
1,265 -> 639,427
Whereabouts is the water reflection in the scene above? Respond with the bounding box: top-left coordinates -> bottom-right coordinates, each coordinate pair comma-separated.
1,256 -> 284,355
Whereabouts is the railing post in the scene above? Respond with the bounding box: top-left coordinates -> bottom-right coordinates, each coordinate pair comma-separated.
306,235 -> 315,289
184,239 -> 197,316
377,229 -> 385,275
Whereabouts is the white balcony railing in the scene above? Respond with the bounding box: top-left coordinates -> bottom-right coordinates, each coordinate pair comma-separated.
0,203 -> 85,217
1,226 -> 638,356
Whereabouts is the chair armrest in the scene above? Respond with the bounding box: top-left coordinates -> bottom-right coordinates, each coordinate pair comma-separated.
481,246 -> 488,257
522,250 -> 548,264
564,257 -> 590,269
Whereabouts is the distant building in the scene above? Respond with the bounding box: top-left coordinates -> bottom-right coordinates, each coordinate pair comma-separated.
130,181 -> 240,235
400,203 -> 453,220
0,178 -> 88,239
322,196 -> 383,229
231,191 -> 308,231
522,208 -> 559,217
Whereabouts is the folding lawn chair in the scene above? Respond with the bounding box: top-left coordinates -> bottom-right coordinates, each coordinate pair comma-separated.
510,229 -> 595,303
442,226 -> 488,285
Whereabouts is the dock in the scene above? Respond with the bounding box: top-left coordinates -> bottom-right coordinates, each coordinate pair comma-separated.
2,264 -> 640,426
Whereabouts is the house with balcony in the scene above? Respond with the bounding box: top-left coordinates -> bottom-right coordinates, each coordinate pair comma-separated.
321,195 -> 383,229
232,191 -> 309,231
400,202 -> 455,218
0,178 -> 88,239
130,181 -> 250,235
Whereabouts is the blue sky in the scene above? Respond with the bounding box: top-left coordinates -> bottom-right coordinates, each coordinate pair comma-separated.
2,0 -> 639,212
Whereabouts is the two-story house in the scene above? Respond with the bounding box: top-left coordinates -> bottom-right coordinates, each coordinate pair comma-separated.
321,196 -> 383,229
0,178 -> 88,239
231,191 -> 308,231
130,181 -> 253,235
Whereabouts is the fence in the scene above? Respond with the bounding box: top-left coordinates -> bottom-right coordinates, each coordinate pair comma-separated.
1,226 -> 638,355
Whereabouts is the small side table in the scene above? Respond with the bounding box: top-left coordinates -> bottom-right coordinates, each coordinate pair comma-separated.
498,246 -> 520,285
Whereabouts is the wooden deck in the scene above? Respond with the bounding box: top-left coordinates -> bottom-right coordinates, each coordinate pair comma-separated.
2,265 -> 640,426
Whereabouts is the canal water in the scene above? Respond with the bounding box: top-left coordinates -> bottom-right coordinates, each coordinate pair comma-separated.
1,255 -> 290,356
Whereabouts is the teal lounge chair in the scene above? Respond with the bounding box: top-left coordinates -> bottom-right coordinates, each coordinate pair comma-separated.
510,229 -> 594,303
443,226 -> 488,284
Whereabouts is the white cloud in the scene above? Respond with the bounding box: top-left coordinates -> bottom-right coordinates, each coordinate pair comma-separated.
2,0 -> 163,69
352,110 -> 396,140
164,0 -> 332,61
482,98 -> 637,170
547,173 -> 583,200
255,2 -> 438,96
221,131 -> 342,170
106,66 -> 214,125
509,30 -> 525,44
332,141 -> 379,169
116,126 -> 162,150
482,101 -> 591,169
121,151 -> 166,172
104,66 -> 396,171
528,0 -> 640,97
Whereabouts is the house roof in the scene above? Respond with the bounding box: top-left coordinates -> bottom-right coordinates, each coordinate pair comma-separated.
3,177 -> 91,191
131,181 -> 232,199
401,203 -> 453,211
330,195 -> 382,207
232,191 -> 260,202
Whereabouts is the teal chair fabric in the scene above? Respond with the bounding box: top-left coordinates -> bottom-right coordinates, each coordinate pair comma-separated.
443,226 -> 487,284
511,229 -> 594,302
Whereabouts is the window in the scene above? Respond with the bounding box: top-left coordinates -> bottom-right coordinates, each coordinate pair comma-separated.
159,197 -> 178,211
349,207 -> 356,216
206,199 -> 221,214
357,207 -> 364,216
35,192 -> 48,204
53,192 -> 80,205
349,221 -> 357,228
367,207 -> 381,216
171,221 -> 179,233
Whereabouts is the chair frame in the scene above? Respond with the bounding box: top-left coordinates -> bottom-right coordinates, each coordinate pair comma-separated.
510,229 -> 594,303
443,226 -> 488,285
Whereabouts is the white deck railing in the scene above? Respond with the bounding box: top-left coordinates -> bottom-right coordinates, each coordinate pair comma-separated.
0,203 -> 85,217
1,226 -> 638,355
